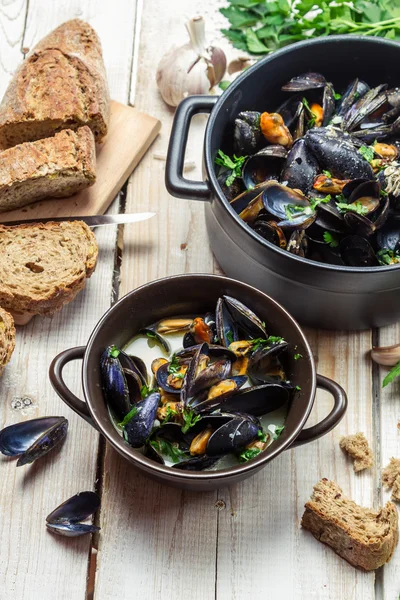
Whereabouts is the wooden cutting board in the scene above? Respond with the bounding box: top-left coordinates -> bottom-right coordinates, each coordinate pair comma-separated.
0,100 -> 161,222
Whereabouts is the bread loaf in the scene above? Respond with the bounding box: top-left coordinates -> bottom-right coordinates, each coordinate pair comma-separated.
0,308 -> 15,375
0,19 -> 110,148
302,478 -> 398,571
0,221 -> 98,321
340,432 -> 373,472
0,127 -> 96,212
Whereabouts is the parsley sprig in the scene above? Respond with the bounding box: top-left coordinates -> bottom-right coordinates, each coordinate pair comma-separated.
215,150 -> 247,186
118,406 -> 138,428
150,439 -> 187,463
377,249 -> 400,265
323,231 -> 339,248
336,201 -> 369,216
250,335 -> 285,351
220,0 -> 400,56
168,354 -> 185,379
358,145 -> 375,163
181,408 -> 202,434
383,361 -> 400,388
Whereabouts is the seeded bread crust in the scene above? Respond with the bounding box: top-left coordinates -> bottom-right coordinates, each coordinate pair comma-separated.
0,308 -> 15,375
0,221 -> 98,318
383,458 -> 400,502
0,127 -> 96,212
302,478 -> 398,571
340,432 -> 374,472
0,19 -> 110,148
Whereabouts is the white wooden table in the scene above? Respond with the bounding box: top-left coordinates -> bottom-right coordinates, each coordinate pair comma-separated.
0,1 -> 399,598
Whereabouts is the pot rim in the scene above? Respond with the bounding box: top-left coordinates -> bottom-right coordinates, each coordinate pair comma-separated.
204,35 -> 400,275
82,273 -> 317,481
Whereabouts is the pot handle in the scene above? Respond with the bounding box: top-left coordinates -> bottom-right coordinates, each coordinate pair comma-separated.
165,95 -> 217,201
290,374 -> 347,448
49,347 -> 97,429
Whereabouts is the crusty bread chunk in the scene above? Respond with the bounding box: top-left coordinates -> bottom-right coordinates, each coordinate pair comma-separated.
0,308 -> 15,375
383,458 -> 400,502
0,127 -> 96,212
0,19 -> 110,148
0,221 -> 98,320
302,478 -> 398,571
340,432 -> 373,472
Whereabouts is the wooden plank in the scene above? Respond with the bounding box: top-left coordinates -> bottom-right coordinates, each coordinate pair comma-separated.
376,321 -> 400,600
0,1 -> 138,598
1,101 -> 160,222
0,0 -> 27,99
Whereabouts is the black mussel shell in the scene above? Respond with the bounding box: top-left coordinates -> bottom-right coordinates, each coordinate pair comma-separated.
217,170 -> 245,202
352,124 -> 393,143
216,298 -> 239,348
204,312 -> 218,344
280,138 -> 319,194
222,296 -> 267,340
305,128 -> 374,180
230,181 -> 271,218
262,182 -> 315,230
372,196 -> 390,231
207,418 -> 259,456
276,94 -> 303,129
124,392 -> 160,448
287,229 -> 309,257
156,362 -> 182,395
144,442 -> 165,465
46,491 -> 100,524
342,84 -> 388,131
376,217 -> 400,251
282,72 -> 326,92
183,332 -> 196,348
344,212 -> 375,237
191,376 -> 248,412
139,328 -> 171,354
242,146 -> 287,190
341,178 -> 370,200
252,218 -> 287,248
340,235 -> 379,267
337,79 -> 370,117
176,344 -> 237,363
181,343 -> 209,405
172,456 -> 220,471
46,523 -> 100,537
315,200 -> 347,234
234,111 -> 261,155
221,383 -> 290,416
122,354 -> 148,386
190,359 -> 232,398
322,82 -> 336,126
101,347 -> 139,419
347,180 -> 380,209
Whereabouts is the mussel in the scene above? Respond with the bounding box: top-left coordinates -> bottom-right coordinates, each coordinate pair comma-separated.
234,111 -> 262,155
242,146 -> 287,189
46,491 -> 100,537
100,346 -> 143,419
261,181 -> 316,229
280,138 -> 319,194
124,391 -> 161,448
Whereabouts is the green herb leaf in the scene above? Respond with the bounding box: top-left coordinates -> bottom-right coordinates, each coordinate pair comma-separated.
295,385 -> 301,391
377,248 -> 400,266
257,429 -> 268,442
322,170 -> 332,177
140,384 -> 159,399
167,354 -> 185,379
150,439 -> 187,463
110,345 -> 120,358
302,97 -> 318,127
358,145 -> 375,163
250,335 -> 285,351
219,80 -> 231,91
323,231 -> 339,248
215,149 -> 247,186
226,330 -> 235,345
310,195 -> 331,210
245,29 -> 270,54
334,92 -> 342,100
336,201 -> 369,216
118,406 -> 138,428
294,353 -> 303,360
181,408 -> 202,434
383,361 -> 400,388
239,447 -> 262,462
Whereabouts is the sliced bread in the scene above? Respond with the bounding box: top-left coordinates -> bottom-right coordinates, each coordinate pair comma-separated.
382,458 -> 400,502
340,432 -> 373,472
0,221 -> 98,322
0,308 -> 15,375
0,127 -> 96,212
301,478 -> 398,571
0,19 -> 110,148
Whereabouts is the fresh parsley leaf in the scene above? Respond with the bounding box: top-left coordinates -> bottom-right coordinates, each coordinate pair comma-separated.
226,330 -> 235,345
322,170 -> 332,177
215,150 -> 247,186
334,92 -> 342,100
377,248 -> 400,266
168,354 -> 185,379
383,361 -> 400,388
267,423 -> 285,440
274,425 -> 285,438
110,345 -> 120,358
358,145 -> 375,163
323,231 -> 339,248
294,353 -> 303,360
181,408 -> 202,434
302,97 -> 317,127
239,447 -> 262,462
140,384 -> 159,399
219,80 -> 231,91
151,439 -> 186,463
295,385 -> 301,391
161,405 -> 178,423
245,29 -> 269,54
250,336 -> 285,351
257,429 -> 268,442
336,201 -> 369,216
309,195 -> 331,210
118,406 -> 138,428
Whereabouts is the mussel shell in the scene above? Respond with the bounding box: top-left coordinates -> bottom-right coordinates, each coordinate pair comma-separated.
143,442 -> 165,465
322,82 -> 336,126
376,217 -> 400,251
46,523 -> 100,537
191,376 -> 248,412
155,362 -> 182,395
248,342 -> 288,369
176,344 -> 237,363
222,295 -> 267,340
124,392 -> 160,448
287,229 -> 309,256
220,383 -> 290,417
230,181 -> 272,216
100,348 -> 134,418
337,78 -> 370,117
262,181 -> 315,229
0,416 -> 66,457
122,354 -> 148,386
172,456 -> 220,471
348,180 -> 380,210
234,112 -> 262,155
281,72 -> 326,92
242,146 -> 287,189
305,128 -> 374,180
217,171 -> 245,202
352,124 -> 393,143
341,178 -> 370,199
216,298 -> 239,348
207,418 -> 259,456
252,219 -> 287,248
16,418 -> 68,467
46,491 -> 100,524
372,196 -> 390,230
181,343 -> 209,405
190,359 -> 232,398
276,94 -> 303,129
343,84 -> 388,131
183,332 -> 196,348
340,235 -> 379,267
315,200 -> 347,234
139,328 -> 171,354
280,138 -> 319,194
343,212 -> 375,237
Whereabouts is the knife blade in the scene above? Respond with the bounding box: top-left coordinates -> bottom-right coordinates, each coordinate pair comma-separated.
0,212 -> 156,227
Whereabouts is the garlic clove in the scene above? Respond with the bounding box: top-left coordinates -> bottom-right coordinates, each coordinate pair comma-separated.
209,46 -> 227,84
228,56 -> 253,76
371,343 -> 400,366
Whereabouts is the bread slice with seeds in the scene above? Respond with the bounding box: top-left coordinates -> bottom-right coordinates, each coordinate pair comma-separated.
0,221 -> 98,323
0,19 -> 109,148
382,458 -> 400,502
0,127 -> 96,212
0,308 -> 15,375
340,432 -> 373,472
301,478 -> 398,571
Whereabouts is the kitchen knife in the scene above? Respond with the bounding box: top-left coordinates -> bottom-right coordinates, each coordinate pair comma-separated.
0,212 -> 156,227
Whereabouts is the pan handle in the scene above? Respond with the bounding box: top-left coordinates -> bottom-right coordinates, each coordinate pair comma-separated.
290,374 -> 347,448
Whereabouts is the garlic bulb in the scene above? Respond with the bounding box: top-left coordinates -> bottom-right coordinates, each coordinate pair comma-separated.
371,343 -> 400,367
156,16 -> 226,107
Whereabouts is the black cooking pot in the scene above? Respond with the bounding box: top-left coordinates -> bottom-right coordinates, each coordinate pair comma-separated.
166,36 -> 400,330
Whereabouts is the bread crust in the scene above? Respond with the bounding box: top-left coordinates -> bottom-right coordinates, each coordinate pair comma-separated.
0,221 -> 98,317
0,307 -> 15,375
0,127 -> 96,212
0,19 -> 110,147
302,478 -> 398,571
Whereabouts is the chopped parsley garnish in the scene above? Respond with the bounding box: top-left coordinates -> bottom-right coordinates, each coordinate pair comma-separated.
302,97 -> 317,128
181,408 -> 202,434
294,353 -> 303,360
295,385 -> 301,391
239,447 -> 262,462
257,429 -> 268,443
383,361 -> 400,388
250,336 -> 285,351
334,92 -> 342,101
380,189 -> 389,197
267,424 -> 285,440
215,150 -> 247,187
168,354 -> 185,379
322,170 -> 332,178
323,231 -> 339,248
219,80 -> 230,91
118,405 -> 138,428
161,405 -> 177,423
336,201 -> 369,216
150,439 -> 186,463
145,331 -> 157,339
358,145 -> 375,163
309,195 -> 331,210
110,345 -> 120,358
140,384 -> 158,399
377,249 -> 400,266
226,330 -> 235,345
284,203 -> 311,221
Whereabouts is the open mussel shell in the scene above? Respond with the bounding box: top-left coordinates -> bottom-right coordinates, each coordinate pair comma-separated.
217,170 -> 245,203
190,359 -> 232,398
207,417 -> 259,457
252,218 -> 287,248
181,343 -> 209,405
0,416 -> 68,467
280,138 -> 319,194
191,376 -> 248,412
219,295 -> 267,341
343,212 -> 375,237
322,82 -> 336,126
216,299 -> 239,348
172,456 -> 220,471
376,217 -> 400,251
46,491 -> 100,524
340,235 -> 379,267
176,344 -> 237,363
230,180 -> 271,221
282,72 -> 326,92
122,354 -> 148,386
139,328 -> 171,354
124,391 -> 160,448
347,180 -> 380,210
155,362 -> 182,394
220,383 -> 290,417
337,78 -> 370,117
46,523 -> 100,537
234,111 -> 261,155
242,146 -> 287,189
100,347 -> 142,419
287,229 -> 309,256
342,84 -> 388,132
314,200 -> 347,234
262,181 -> 315,229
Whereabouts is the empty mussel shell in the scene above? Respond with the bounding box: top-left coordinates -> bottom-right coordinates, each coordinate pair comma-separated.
46,491 -> 100,524
172,456 -> 220,471
220,383 -> 290,417
252,218 -> 287,248
220,295 -> 267,341
340,235 -> 379,267
242,146 -> 287,189
0,416 -> 68,467
282,72 -> 326,92
139,328 -> 171,354
46,523 -> 100,537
